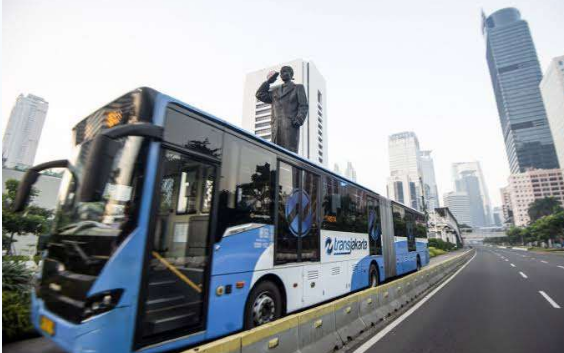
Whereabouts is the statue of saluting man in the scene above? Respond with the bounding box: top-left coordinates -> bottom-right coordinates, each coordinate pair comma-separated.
255,65 -> 308,153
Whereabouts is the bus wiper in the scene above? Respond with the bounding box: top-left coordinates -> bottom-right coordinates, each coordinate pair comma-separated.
59,221 -> 111,234
62,240 -> 101,266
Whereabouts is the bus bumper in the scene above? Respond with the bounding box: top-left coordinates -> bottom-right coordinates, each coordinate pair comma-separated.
31,291 -> 133,353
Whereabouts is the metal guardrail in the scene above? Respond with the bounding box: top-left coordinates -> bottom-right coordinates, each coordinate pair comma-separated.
184,250 -> 474,353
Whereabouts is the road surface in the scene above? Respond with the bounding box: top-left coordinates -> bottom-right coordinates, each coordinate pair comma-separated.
352,246 -> 564,353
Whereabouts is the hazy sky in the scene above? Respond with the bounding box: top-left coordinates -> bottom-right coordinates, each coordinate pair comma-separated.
2,0 -> 563,207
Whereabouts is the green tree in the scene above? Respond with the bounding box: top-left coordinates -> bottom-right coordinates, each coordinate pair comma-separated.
527,197 -> 563,223
2,179 -> 53,255
529,211 -> 564,243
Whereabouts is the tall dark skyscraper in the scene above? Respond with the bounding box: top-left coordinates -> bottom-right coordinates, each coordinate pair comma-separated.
482,8 -> 559,173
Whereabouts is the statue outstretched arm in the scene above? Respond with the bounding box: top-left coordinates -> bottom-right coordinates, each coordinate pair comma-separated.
295,85 -> 309,125
256,81 -> 273,104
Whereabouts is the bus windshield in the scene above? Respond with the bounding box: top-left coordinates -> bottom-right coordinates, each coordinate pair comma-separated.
47,135 -> 149,275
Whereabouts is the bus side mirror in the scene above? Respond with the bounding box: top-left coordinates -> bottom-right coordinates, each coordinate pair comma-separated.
79,123 -> 163,203
13,160 -> 70,212
79,134 -> 121,202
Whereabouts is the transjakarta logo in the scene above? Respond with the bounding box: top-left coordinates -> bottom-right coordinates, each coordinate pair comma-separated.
325,237 -> 368,255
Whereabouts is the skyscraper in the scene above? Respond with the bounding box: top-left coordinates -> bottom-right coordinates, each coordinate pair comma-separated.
242,59 -> 327,166
419,150 -> 440,210
2,94 -> 48,169
452,161 -> 492,226
455,170 -> 487,227
540,56 -> 564,170
344,161 -> 357,182
386,132 -> 423,211
443,191 -> 472,227
482,8 -> 559,173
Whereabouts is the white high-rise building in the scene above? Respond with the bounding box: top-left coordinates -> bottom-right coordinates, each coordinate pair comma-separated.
344,161 -> 357,182
419,150 -> 440,210
443,191 -> 472,227
540,55 -> 564,169
386,132 -> 423,211
2,94 -> 48,169
242,59 -> 327,166
451,161 -> 492,226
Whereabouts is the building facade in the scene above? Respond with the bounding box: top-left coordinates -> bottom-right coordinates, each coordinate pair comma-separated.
452,161 -> 492,226
507,168 -> 564,226
386,132 -> 423,211
2,94 -> 48,169
492,206 -> 504,227
428,208 -> 463,246
443,191 -> 472,227
242,59 -> 328,166
420,150 -> 440,210
540,56 -> 564,170
500,185 -> 514,226
482,8 -> 559,173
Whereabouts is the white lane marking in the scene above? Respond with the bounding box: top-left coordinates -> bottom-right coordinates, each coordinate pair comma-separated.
532,258 -> 536,260
540,260 -> 548,264
522,255 -> 527,258
505,259 -> 509,262
510,264 -> 516,267
519,272 -> 528,279
558,266 -> 564,270
539,291 -> 561,309
352,252 -> 477,353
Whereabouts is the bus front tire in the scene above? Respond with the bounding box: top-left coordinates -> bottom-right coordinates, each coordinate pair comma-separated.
369,264 -> 379,287
244,281 -> 282,330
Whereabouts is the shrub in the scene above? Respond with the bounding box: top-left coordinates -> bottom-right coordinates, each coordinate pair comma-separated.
429,246 -> 446,258
428,238 -> 456,252
2,259 -> 33,292
2,257 -> 38,343
2,290 -> 37,343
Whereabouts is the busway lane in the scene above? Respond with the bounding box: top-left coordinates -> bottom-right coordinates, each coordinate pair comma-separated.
353,247 -> 564,353
490,247 -> 564,310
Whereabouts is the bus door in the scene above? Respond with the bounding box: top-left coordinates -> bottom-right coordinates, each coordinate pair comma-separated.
275,162 -> 321,306
137,148 -> 217,345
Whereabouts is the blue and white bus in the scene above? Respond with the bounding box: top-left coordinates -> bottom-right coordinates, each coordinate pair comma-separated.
15,88 -> 429,353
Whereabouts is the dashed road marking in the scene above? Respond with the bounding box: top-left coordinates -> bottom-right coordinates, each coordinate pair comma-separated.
519,272 -> 528,279
539,291 -> 561,309
505,259 -> 509,262
510,264 -> 516,267
558,266 -> 564,270
540,260 -> 548,264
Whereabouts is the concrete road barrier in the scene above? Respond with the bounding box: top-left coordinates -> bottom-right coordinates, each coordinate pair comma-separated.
183,250 -> 474,353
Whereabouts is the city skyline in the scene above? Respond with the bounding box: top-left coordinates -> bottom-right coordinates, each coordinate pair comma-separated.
3,0 -> 564,208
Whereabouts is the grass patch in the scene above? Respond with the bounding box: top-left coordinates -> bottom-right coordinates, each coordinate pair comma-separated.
429,247 -> 446,258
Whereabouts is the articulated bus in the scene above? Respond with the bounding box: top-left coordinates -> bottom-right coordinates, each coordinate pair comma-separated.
16,88 -> 429,353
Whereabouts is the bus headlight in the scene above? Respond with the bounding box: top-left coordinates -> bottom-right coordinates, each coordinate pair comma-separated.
83,289 -> 123,320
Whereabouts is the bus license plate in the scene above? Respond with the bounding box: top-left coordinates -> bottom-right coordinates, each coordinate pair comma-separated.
40,316 -> 56,336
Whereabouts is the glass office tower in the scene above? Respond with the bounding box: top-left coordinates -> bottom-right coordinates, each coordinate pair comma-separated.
482,8 -> 559,173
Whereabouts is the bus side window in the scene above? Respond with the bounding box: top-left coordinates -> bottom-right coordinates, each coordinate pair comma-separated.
368,198 -> 382,255
392,205 -> 406,239
406,212 -> 416,252
216,134 -> 276,237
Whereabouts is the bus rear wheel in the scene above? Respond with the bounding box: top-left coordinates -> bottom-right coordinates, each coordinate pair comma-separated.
369,264 -> 379,287
244,281 -> 282,329
416,256 -> 421,271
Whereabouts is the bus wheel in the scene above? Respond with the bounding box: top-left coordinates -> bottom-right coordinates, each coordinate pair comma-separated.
369,264 -> 379,287
416,256 -> 421,271
244,281 -> 282,329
